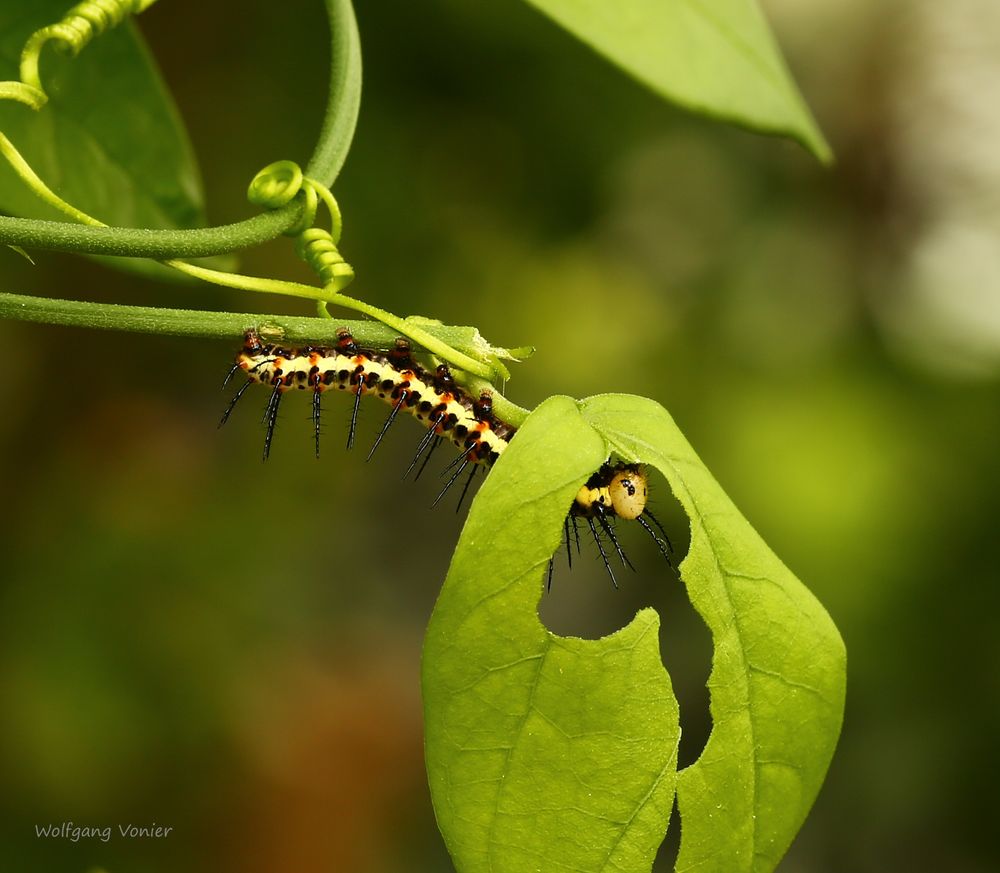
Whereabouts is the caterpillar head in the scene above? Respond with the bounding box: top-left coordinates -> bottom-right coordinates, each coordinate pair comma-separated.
607,464 -> 648,520
242,328 -> 265,355
573,462 -> 649,520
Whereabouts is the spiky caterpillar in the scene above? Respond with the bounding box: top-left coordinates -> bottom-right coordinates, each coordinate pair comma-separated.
564,463 -> 673,588
227,327 -> 513,466
223,328 -> 672,585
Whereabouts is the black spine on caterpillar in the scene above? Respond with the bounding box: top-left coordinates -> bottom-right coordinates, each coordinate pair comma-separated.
224,329 -> 514,473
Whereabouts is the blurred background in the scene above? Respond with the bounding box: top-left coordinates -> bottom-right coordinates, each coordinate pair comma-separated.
1,0 -> 999,870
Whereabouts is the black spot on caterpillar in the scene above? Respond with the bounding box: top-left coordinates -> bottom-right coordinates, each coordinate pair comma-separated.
221,328 -> 672,586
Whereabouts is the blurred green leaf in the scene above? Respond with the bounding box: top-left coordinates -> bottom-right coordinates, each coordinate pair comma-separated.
424,393 -> 846,872
0,0 -> 205,277
581,394 -> 846,872
518,0 -> 831,162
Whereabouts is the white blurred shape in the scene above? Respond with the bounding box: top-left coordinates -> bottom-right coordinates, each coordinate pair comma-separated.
885,0 -> 1000,376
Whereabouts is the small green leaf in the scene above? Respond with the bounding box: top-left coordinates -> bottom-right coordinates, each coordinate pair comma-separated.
424,393 -> 846,873
0,0 -> 205,274
423,396 -> 681,873
518,0 -> 831,162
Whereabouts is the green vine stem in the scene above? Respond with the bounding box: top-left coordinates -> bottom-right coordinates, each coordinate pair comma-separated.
0,0 -> 360,260
0,290 -> 531,425
0,131 -> 101,225
163,260 -> 501,379
460,376 -> 529,430
20,0 -> 161,104
305,0 -> 362,186
0,206 -> 304,259
0,1 -> 522,399
1,124 -> 496,378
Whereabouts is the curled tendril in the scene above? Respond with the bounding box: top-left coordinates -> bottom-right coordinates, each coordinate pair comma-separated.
297,228 -> 354,291
0,81 -> 46,110
247,160 -> 304,210
285,184 -> 319,237
20,0 -> 151,100
248,160 -> 354,292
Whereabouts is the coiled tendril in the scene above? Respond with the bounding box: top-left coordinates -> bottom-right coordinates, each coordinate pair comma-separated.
20,0 -> 156,101
296,228 -> 354,291
248,161 -> 354,294
246,160 -> 303,211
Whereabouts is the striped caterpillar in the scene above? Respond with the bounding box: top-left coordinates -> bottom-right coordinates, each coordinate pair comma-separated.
221,328 -> 672,586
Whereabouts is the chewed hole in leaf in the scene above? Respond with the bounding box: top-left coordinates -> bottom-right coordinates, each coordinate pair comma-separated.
654,797 -> 683,871
538,466 -> 712,771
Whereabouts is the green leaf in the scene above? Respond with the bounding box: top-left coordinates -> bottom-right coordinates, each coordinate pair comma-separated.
517,0 -> 832,162
0,0 -> 206,275
580,394 -> 846,872
423,396 -> 681,873
423,393 -> 846,872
